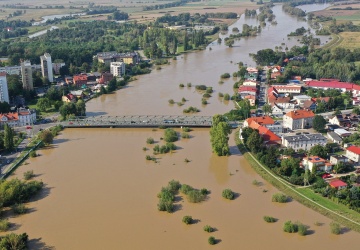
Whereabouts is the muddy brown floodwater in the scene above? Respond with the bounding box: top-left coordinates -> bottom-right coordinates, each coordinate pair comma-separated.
2,3 -> 360,249
7,128 -> 360,249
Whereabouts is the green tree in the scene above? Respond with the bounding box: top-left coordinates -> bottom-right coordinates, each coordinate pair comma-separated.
353,106 -> 360,115
0,233 -> 28,250
0,102 -> 10,113
106,78 -> 117,92
262,104 -> 272,115
40,130 -> 54,145
36,97 -> 51,112
3,124 -> 14,151
309,145 -> 327,159
210,115 -> 231,156
76,99 -> 86,116
246,130 -> 263,153
59,102 -> 77,119
6,74 -> 23,98
312,115 -> 326,132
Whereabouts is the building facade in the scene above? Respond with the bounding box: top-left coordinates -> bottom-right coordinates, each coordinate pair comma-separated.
345,146 -> 360,163
40,53 -> 54,82
0,72 -> 9,103
283,110 -> 315,130
18,108 -> 36,126
302,156 -> 333,172
21,60 -> 33,90
282,133 -> 327,151
110,62 -> 126,77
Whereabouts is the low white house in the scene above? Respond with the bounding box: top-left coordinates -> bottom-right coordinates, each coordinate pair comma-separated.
282,133 -> 327,151
18,108 -> 37,126
302,156 -> 333,172
345,145 -> 360,163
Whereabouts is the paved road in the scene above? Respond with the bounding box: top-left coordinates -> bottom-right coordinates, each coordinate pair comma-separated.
0,122 -> 56,177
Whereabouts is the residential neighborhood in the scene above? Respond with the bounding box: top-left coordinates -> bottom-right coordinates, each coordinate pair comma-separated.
239,65 -> 360,195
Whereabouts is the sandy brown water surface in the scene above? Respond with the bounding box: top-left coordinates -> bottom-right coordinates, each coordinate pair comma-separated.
6,128 -> 360,249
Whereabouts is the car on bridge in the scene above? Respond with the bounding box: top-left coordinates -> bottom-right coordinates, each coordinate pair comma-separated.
164,119 -> 176,123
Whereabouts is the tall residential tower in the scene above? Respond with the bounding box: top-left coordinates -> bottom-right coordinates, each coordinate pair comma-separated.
0,72 -> 9,103
40,53 -> 53,82
21,60 -> 33,90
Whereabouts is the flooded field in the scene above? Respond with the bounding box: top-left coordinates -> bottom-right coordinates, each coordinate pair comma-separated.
7,128 -> 360,249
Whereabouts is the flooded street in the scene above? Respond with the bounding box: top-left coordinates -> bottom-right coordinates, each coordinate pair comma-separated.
3,3 -> 360,249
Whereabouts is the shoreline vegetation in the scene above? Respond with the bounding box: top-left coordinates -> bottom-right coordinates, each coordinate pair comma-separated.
234,131 -> 360,233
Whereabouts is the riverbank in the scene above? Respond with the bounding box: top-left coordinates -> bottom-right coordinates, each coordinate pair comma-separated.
234,131 -> 360,233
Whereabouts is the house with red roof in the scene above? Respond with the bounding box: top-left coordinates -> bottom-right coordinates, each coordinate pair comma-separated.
244,116 -> 282,134
73,74 -> 88,88
271,71 -> 281,80
0,113 -> 18,127
271,85 -> 301,94
302,156 -> 333,172
312,97 -> 330,103
244,116 -> 275,127
62,94 -> 76,103
244,95 -> 256,106
329,179 -> 348,190
345,145 -> 360,163
238,86 -> 257,96
283,109 -> 315,130
305,79 -> 353,92
257,126 -> 281,145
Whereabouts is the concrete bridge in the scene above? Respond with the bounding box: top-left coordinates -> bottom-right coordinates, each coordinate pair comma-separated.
61,115 -> 238,128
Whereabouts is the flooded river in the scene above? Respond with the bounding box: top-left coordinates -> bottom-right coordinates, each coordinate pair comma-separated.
4,3 -> 360,249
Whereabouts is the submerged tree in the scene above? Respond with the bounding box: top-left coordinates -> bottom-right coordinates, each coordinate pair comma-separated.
210,114 -> 231,156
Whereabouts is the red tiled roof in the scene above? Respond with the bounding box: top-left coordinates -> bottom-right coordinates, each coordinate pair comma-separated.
0,112 -> 18,121
302,100 -> 315,109
0,72 -> 6,77
272,85 -> 301,91
244,95 -> 256,100
249,121 -> 261,130
285,110 -> 315,119
245,116 -> 275,126
257,126 -> 281,143
346,145 -> 360,155
271,72 -> 281,79
269,96 -> 291,104
73,75 -> 88,82
238,86 -> 257,93
329,179 -> 347,188
303,156 -> 325,163
352,84 -> 360,91
311,97 -> 330,103
306,80 -> 353,90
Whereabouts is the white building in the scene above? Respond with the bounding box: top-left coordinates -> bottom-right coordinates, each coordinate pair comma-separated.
283,109 -> 315,130
345,145 -> 360,163
302,156 -> 333,172
282,133 -> 327,151
293,95 -> 312,105
21,60 -> 33,90
18,108 -> 37,126
0,72 -> 9,103
40,53 -> 54,82
110,62 -> 126,77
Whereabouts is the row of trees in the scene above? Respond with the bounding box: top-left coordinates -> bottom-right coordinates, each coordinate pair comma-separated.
210,115 -> 231,156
